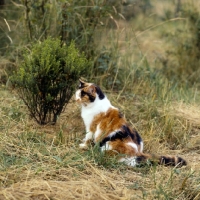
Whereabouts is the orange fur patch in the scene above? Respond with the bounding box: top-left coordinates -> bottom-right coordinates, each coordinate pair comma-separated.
90,108 -> 126,141
109,140 -> 138,156
89,107 -> 142,153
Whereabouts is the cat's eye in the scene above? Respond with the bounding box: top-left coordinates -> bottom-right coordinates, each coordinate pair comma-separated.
81,90 -> 86,97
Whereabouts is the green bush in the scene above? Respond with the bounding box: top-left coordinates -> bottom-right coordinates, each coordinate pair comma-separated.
11,38 -> 91,125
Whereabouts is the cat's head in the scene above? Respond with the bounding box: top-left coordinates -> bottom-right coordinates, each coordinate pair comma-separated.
75,79 -> 105,106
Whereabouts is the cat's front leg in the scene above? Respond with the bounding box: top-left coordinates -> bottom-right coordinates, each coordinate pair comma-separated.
79,131 -> 93,149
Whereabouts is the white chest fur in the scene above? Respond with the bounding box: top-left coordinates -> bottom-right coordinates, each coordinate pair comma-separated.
81,96 -> 112,132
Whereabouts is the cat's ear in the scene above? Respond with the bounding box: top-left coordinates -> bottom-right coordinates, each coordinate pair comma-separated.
79,79 -> 86,89
79,78 -> 85,83
88,85 -> 96,94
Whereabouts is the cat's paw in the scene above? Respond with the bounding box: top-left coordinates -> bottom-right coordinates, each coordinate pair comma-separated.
79,143 -> 88,149
82,138 -> 86,143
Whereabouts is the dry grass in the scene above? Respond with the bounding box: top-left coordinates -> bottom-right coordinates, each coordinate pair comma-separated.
0,87 -> 200,200
170,103 -> 200,127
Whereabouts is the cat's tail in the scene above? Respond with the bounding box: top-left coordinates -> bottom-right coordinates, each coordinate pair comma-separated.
120,153 -> 187,167
138,153 -> 187,167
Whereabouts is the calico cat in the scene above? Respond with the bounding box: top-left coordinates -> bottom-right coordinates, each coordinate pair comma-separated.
75,79 -> 187,167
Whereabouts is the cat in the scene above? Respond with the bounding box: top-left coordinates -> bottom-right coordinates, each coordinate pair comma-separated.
75,79 -> 187,167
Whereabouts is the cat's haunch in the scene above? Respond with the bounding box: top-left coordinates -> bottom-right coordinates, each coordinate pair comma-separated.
75,79 -> 187,167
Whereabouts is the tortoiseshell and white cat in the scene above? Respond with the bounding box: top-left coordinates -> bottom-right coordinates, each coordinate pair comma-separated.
75,79 -> 186,167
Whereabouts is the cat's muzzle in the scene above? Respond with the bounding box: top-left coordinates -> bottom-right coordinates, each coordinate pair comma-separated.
75,90 -> 81,103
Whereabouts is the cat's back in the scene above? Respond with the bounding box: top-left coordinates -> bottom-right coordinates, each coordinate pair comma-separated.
92,106 -> 126,132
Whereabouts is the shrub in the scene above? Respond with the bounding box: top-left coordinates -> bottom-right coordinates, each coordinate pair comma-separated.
11,38 -> 91,125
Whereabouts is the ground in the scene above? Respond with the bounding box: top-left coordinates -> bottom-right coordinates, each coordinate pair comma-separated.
0,88 -> 199,200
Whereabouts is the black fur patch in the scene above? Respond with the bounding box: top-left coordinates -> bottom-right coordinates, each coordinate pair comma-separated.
81,90 -> 95,102
99,130 -> 125,147
160,156 -> 175,166
122,125 -> 134,141
135,130 -> 143,144
79,81 -> 85,89
95,85 -> 105,100
136,155 -> 147,163
177,157 -> 187,166
99,125 -> 142,147
122,125 -> 142,144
